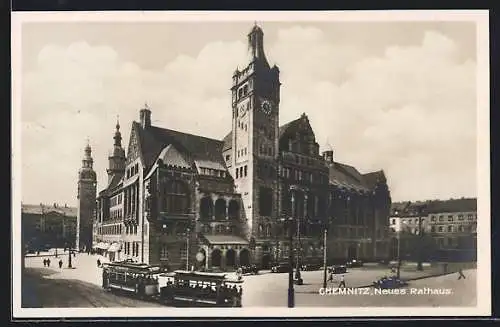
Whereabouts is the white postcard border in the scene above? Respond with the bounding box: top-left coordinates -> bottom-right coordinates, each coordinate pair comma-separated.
11,10 -> 491,318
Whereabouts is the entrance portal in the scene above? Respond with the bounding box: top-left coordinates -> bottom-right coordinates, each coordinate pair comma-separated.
261,254 -> 271,269
239,248 -> 250,266
226,249 -> 236,268
347,245 -> 358,260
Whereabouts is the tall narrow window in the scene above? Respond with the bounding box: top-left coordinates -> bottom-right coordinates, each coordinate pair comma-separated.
259,187 -> 273,216
163,180 -> 190,214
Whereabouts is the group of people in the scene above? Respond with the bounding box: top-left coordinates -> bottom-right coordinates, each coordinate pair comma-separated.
42,258 -> 65,269
327,273 -> 347,288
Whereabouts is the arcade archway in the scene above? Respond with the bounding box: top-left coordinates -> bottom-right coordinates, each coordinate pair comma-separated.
226,248 -> 236,267
240,248 -> 251,266
211,248 -> 222,267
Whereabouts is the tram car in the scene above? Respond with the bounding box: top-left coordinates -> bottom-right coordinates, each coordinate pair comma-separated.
101,260 -> 162,297
101,262 -> 244,307
160,270 -> 244,307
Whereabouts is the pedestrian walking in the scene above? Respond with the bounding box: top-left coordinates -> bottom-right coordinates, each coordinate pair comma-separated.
58,259 -> 63,269
47,258 -> 51,267
328,272 -> 334,283
97,259 -> 101,267
43,259 -> 47,267
458,268 -> 466,280
339,274 -> 346,288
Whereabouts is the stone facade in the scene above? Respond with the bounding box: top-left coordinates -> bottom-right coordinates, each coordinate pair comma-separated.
77,143 -> 97,251
91,25 -> 392,270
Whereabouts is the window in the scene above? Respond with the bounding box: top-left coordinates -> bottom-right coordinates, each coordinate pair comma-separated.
431,226 -> 436,233
458,214 -> 464,220
391,219 -> 396,225
448,215 -> 453,222
160,244 -> 169,260
447,225 -> 453,233
431,215 -> 436,221
225,155 -> 230,161
244,165 -> 248,177
438,215 -> 444,222
259,187 -> 273,216
467,214 -> 473,220
163,180 -> 189,214
236,168 -> 239,179
438,226 -> 444,232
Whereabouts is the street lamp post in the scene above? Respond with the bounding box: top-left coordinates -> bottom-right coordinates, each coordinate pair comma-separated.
416,205 -> 426,271
68,248 -> 73,268
186,227 -> 191,271
287,191 -> 295,308
322,226 -> 328,289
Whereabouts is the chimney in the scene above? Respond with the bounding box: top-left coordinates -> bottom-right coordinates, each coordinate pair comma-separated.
323,150 -> 333,163
140,105 -> 151,129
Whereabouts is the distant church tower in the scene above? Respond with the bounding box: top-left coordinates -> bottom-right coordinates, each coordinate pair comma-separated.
231,24 -> 281,249
106,117 -> 126,183
77,141 -> 97,251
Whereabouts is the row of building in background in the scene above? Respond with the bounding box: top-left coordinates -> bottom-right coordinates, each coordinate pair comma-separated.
20,197 -> 478,263
21,203 -> 77,252
388,198 -> 477,262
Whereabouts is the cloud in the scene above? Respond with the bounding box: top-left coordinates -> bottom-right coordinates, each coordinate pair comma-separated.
20,26 -> 477,206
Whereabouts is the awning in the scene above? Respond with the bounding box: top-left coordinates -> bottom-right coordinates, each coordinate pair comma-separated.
202,234 -> 249,246
93,242 -> 110,250
107,242 -> 121,252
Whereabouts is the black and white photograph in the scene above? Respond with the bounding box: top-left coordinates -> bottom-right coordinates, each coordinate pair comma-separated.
11,10 -> 491,318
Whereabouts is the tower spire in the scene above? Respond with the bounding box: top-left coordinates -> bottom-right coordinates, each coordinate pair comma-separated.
247,23 -> 268,66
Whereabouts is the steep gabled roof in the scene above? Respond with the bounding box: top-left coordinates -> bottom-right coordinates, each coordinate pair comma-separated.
362,170 -> 386,189
328,162 -> 370,192
222,131 -> 232,151
278,118 -> 301,139
135,122 -> 226,172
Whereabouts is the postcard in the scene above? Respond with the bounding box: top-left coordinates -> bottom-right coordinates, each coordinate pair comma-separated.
11,10 -> 491,318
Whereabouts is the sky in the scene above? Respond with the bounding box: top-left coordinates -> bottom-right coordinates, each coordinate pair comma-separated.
19,18 -> 479,207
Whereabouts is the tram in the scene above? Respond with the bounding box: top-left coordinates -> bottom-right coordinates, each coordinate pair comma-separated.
102,260 -> 162,297
159,270 -> 244,307
101,262 -> 244,307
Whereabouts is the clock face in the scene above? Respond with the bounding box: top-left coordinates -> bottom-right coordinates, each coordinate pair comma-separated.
261,100 -> 272,115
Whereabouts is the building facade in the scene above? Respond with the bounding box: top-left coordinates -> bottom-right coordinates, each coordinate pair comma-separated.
389,198 -> 477,261
93,25 -> 392,270
77,142 -> 97,251
21,203 -> 77,252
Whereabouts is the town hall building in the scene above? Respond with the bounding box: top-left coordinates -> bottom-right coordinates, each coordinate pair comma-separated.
90,25 -> 392,271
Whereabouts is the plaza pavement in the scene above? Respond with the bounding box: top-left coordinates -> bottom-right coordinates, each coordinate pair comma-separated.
23,253 -> 476,308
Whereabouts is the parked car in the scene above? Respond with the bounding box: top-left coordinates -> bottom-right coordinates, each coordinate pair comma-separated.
271,263 -> 290,273
328,265 -> 347,274
240,264 -> 259,275
346,259 -> 363,268
301,262 -> 322,271
373,276 -> 408,289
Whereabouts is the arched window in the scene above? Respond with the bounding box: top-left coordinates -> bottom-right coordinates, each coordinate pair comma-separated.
214,199 -> 227,219
228,200 -> 240,220
200,197 -> 213,220
265,224 -> 272,237
163,180 -> 190,214
259,187 -> 273,216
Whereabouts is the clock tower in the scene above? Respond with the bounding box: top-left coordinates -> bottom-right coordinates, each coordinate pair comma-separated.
231,24 -> 281,256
